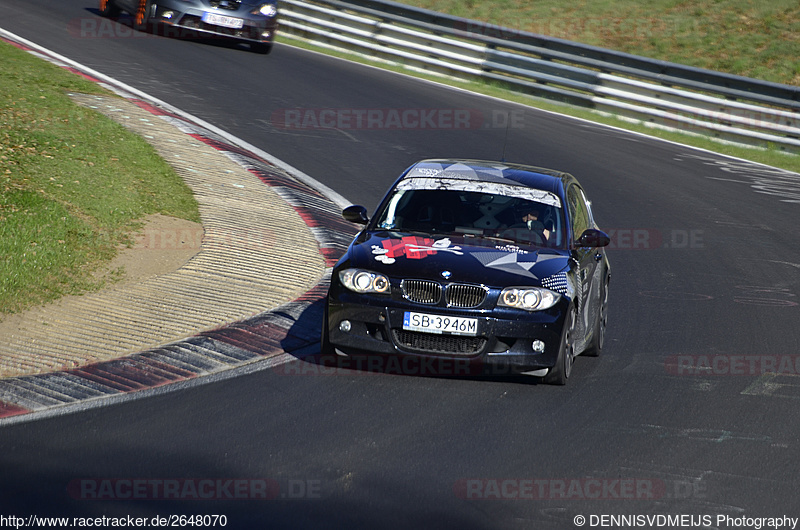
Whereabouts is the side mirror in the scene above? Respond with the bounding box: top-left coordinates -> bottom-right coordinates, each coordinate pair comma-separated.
342,205 -> 369,225
575,228 -> 610,248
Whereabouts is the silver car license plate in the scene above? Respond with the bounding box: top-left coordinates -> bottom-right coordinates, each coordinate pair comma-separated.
202,12 -> 244,29
403,312 -> 478,336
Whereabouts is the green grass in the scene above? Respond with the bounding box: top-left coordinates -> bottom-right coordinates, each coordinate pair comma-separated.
400,0 -> 800,86
0,41 -> 200,316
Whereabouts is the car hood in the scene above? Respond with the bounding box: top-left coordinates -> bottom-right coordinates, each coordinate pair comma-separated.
346,231 -> 571,286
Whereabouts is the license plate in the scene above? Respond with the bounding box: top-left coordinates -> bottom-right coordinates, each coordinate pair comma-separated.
202,12 -> 244,29
403,312 -> 478,336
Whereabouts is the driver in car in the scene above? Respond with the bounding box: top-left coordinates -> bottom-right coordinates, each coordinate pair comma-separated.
502,203 -> 552,245
520,206 -> 551,241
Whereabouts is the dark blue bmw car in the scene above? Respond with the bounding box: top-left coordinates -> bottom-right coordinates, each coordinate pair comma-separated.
322,159 -> 611,384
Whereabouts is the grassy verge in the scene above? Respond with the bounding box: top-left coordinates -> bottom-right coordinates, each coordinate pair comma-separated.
0,41 -> 200,316
275,32 -> 800,176
400,0 -> 800,86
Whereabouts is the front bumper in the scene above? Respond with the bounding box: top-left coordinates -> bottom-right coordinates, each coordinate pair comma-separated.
325,297 -> 570,376
151,2 -> 278,43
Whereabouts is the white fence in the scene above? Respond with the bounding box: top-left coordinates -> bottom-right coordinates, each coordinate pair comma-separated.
278,0 -> 800,152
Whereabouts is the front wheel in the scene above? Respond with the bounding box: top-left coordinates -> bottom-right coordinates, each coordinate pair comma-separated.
320,305 -> 335,357
583,277 -> 609,357
98,0 -> 120,17
543,309 -> 575,385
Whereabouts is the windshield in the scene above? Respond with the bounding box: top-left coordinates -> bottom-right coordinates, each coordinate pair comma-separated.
374,185 -> 565,249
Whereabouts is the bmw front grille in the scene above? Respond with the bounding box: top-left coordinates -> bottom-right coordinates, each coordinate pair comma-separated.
402,279 -> 442,304
401,280 -> 487,308
446,284 -> 487,308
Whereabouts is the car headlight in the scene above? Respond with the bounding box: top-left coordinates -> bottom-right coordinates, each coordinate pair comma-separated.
339,269 -> 391,294
253,3 -> 277,16
498,287 -> 560,311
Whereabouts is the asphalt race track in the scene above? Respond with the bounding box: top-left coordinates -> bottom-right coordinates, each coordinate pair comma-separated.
2,0 -> 800,527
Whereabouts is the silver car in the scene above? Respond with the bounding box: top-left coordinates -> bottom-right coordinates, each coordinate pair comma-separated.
99,0 -> 278,54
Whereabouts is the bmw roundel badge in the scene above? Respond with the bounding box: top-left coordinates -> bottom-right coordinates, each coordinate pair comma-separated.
441,271 -> 452,279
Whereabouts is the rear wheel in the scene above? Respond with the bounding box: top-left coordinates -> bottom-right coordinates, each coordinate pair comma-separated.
98,0 -> 120,17
543,309 -> 575,385
584,277 -> 609,357
133,0 -> 152,31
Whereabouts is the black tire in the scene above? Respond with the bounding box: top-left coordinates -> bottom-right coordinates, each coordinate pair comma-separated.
98,0 -> 120,17
543,309 -> 575,385
251,42 -> 273,55
320,305 -> 335,357
133,0 -> 152,31
583,277 -> 609,357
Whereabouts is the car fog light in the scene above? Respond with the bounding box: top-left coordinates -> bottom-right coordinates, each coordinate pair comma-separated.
532,340 -> 545,353
161,10 -> 174,19
339,320 -> 352,333
262,30 -> 272,39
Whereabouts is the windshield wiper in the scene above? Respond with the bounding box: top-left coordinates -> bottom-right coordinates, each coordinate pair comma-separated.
461,233 -> 515,244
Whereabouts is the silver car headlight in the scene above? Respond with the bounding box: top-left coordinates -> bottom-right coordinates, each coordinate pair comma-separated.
253,3 -> 277,17
498,287 -> 560,311
339,269 -> 390,294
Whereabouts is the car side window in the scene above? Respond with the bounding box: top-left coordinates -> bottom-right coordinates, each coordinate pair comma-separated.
577,187 -> 597,227
567,185 -> 590,241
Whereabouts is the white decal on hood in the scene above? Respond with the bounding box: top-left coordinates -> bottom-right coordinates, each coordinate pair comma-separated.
471,251 -> 563,279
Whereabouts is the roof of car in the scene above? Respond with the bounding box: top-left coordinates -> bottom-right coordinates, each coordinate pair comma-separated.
402,159 -> 571,195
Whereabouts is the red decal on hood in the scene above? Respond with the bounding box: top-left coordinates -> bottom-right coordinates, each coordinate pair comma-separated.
382,236 -> 437,259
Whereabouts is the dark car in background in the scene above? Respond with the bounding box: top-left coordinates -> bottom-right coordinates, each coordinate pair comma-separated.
99,0 -> 278,54
322,159 -> 611,385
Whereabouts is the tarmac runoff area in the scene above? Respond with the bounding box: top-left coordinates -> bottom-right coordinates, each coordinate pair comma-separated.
0,87 -> 358,421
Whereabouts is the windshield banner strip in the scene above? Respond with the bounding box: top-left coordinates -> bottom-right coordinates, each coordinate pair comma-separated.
396,178 -> 561,208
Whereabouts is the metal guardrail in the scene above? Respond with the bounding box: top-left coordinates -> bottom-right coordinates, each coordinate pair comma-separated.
278,0 -> 800,152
